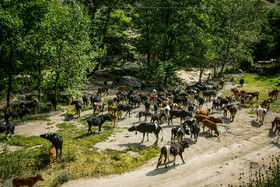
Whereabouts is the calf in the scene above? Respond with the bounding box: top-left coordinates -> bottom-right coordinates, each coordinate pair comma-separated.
225,104 -> 238,121
93,101 -> 105,113
138,111 -> 152,122
150,113 -> 166,124
269,89 -> 279,100
13,174 -> 44,187
49,145 -> 56,167
271,116 -> 280,132
4,109 -> 30,122
128,123 -> 163,145
90,95 -> 101,106
87,115 -> 112,133
171,124 -> 189,142
261,99 -> 270,111
40,133 -> 63,158
20,99 -> 38,113
71,100 -> 82,117
109,113 -> 118,127
256,105 -> 267,125
108,106 -> 118,114
196,108 -> 211,116
219,80 -> 225,89
156,141 -> 189,169
117,104 -> 133,117
168,109 -> 192,125
231,88 -> 240,101
183,120 -> 200,143
0,121 -> 15,140
201,119 -> 219,136
82,94 -> 89,108
144,99 -> 151,112
97,87 -> 108,96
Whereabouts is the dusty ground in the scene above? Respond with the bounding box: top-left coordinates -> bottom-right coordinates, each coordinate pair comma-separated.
1,70 -> 279,186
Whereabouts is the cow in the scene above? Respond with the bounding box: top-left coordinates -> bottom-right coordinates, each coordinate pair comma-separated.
49,145 -> 56,167
188,103 -> 195,113
117,86 -> 126,91
246,92 -> 259,100
128,123 -> 163,145
40,133 -> 63,159
269,89 -> 279,100
19,99 -> 38,113
196,108 -> 211,116
194,94 -> 205,108
256,105 -> 267,125
219,80 -> 225,89
153,102 -> 159,114
117,104 -> 133,117
195,114 -> 223,124
156,141 -> 189,169
239,78 -> 244,87
271,116 -> 280,132
87,115 -> 112,133
71,100 -> 82,117
183,120 -> 200,143
171,124 -> 189,142
212,99 -> 221,112
231,88 -> 240,101
109,113 -> 118,127
108,106 -> 118,114
150,113 -> 166,124
138,111 -> 153,122
90,96 -> 101,106
201,119 -> 219,137
260,99 -> 270,111
93,101 -> 105,114
82,94 -> 89,108
4,109 -> 30,122
13,174 -> 44,187
51,97 -> 58,111
0,121 -> 15,140
144,99 -> 151,112
225,104 -> 238,121
97,87 -> 108,96
168,109 -> 192,125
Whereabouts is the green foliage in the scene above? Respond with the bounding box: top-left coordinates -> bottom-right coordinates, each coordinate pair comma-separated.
55,171 -> 71,185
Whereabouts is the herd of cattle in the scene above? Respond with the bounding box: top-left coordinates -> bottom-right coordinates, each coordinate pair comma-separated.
1,78 -> 280,174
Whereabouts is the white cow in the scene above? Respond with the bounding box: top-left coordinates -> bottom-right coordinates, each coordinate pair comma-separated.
256,105 -> 267,125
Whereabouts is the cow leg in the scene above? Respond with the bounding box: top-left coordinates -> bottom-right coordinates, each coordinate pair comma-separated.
164,153 -> 168,168
98,125 -> 102,132
173,155 -> 176,165
157,154 -> 163,169
179,153 -> 185,164
154,133 -> 158,145
141,133 -> 145,143
147,133 -> 149,142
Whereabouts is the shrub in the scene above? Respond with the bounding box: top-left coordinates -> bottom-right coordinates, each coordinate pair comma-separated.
55,171 -> 71,185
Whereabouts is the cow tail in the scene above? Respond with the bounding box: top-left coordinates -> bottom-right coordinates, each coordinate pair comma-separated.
160,126 -> 163,142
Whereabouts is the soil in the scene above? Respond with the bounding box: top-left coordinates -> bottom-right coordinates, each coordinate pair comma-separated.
1,69 -> 279,187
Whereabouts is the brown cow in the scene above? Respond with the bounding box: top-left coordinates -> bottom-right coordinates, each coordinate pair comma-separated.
196,108 -> 211,116
108,106 -> 118,114
231,88 -> 240,100
13,174 -> 44,187
138,111 -> 152,122
49,145 -> 56,167
117,86 -> 127,91
195,114 -> 223,124
269,89 -> 279,100
219,80 -> 225,89
271,116 -> 280,132
201,119 -> 219,136
109,113 -> 118,127
226,94 -> 233,104
97,87 -> 108,96
260,99 -> 270,111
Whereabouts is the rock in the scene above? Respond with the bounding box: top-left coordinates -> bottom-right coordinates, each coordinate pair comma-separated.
112,76 -> 143,89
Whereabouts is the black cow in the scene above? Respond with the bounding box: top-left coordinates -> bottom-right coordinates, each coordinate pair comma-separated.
71,101 -> 82,117
82,95 -> 89,108
174,96 -> 188,107
19,100 -> 37,113
128,123 -> 163,145
172,87 -> 181,96
90,96 -> 101,105
150,113 -> 166,124
194,95 -> 205,108
156,140 -> 189,169
131,95 -> 141,108
212,99 -> 221,112
168,109 -> 192,125
40,133 -> 63,158
183,119 -> 200,143
117,104 -> 133,117
171,124 -> 190,142
246,92 -> 259,100
188,103 -> 195,113
0,121 -> 15,140
240,78 -> 244,87
153,102 -> 159,114
4,109 -> 30,122
87,115 -> 112,133
144,99 -> 151,112
51,97 -> 58,111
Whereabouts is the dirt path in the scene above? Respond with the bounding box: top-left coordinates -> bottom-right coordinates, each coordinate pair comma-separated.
62,80 -> 280,187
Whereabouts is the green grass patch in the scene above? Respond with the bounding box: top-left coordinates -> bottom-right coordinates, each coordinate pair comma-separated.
221,73 -> 280,112
1,135 -> 46,148
24,114 -> 51,121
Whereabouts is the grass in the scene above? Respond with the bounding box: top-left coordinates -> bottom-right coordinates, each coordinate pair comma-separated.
221,73 -> 280,112
0,119 -> 160,186
24,114 -> 51,121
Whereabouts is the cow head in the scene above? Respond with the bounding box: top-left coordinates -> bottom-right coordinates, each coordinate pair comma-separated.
180,140 -> 189,149
128,125 -> 137,134
104,115 -> 112,121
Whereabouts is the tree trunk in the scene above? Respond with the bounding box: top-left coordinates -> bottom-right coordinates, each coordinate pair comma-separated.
6,73 -> 12,110
199,66 -> 205,83
54,72 -> 60,102
218,63 -> 225,78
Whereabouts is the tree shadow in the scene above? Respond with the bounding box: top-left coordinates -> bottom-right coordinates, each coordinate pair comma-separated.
268,128 -> 277,138
118,142 -> 149,149
73,132 -> 100,139
251,120 -> 262,128
61,114 -> 74,121
270,141 -> 280,149
146,163 -> 179,176
221,117 -> 232,125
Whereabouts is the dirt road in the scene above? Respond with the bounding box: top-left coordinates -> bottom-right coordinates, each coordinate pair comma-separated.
61,82 -> 280,187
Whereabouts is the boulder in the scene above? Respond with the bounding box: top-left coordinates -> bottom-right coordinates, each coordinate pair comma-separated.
112,76 -> 142,89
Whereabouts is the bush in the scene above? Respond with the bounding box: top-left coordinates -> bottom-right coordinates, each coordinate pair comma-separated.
37,102 -> 51,113
3,178 -> 13,187
55,171 -> 71,185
